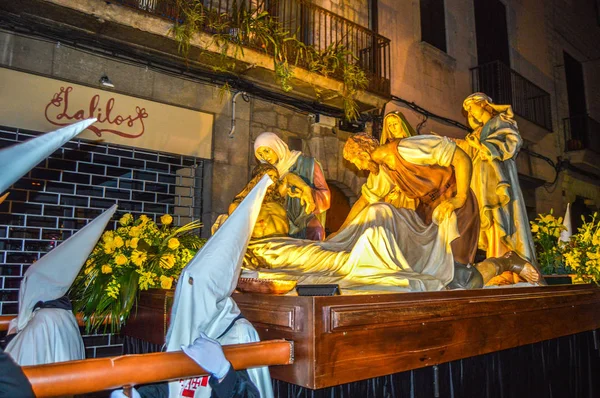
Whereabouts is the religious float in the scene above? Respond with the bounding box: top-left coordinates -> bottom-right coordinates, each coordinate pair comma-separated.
118,95 -> 600,396
0,94 -> 598,396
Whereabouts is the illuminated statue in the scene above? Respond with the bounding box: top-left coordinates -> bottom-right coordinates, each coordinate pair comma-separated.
361,111 -> 419,211
459,93 -> 538,266
235,166 -> 541,291
222,163 -> 454,291
340,133 -> 480,267
380,111 -> 417,144
230,164 -> 289,239
254,132 -> 330,240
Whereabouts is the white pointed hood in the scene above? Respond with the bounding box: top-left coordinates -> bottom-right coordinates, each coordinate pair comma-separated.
0,119 -> 96,194
15,204 -> 117,332
166,175 -> 273,351
560,203 -> 573,243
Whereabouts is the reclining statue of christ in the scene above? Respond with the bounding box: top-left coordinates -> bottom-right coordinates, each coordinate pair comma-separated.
227,159 -> 541,292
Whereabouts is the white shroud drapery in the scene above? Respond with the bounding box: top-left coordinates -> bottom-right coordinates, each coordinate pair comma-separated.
248,202 -> 460,292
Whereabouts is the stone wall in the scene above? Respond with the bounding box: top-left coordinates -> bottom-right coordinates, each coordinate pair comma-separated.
542,0 -> 600,211
313,0 -> 370,28
376,0 -> 477,139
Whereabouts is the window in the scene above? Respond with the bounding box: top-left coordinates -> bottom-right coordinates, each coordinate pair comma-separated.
420,0 -> 447,52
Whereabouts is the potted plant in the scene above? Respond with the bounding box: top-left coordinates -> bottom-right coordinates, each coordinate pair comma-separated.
562,213 -> 600,285
70,213 -> 206,333
530,210 -> 572,284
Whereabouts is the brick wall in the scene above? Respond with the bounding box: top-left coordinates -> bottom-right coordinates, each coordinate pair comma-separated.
0,125 -> 205,357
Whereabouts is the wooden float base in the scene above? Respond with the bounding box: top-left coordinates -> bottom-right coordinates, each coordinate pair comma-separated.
124,284 -> 600,389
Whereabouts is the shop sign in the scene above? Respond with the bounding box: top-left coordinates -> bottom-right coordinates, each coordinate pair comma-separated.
0,67 -> 213,159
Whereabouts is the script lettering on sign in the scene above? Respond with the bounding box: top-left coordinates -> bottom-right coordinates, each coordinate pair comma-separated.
44,86 -> 149,138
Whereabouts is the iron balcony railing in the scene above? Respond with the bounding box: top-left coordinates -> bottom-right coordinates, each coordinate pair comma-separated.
470,61 -> 552,131
563,114 -> 600,154
115,0 -> 391,98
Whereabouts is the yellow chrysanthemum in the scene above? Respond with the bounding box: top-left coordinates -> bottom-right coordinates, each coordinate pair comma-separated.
129,237 -> 139,249
167,238 -> 180,250
113,236 -> 125,248
131,250 -> 147,267
129,226 -> 141,237
102,231 -> 114,243
160,253 -> 176,269
101,264 -> 112,274
119,213 -> 134,226
161,214 -> 173,225
115,254 -> 128,266
160,275 -> 173,290
104,244 -> 115,254
139,215 -> 150,225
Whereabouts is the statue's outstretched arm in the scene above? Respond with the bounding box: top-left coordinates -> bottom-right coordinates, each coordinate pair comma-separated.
432,146 -> 473,222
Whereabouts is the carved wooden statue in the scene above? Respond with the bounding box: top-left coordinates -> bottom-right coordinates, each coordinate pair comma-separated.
459,93 -> 539,270
254,132 -> 331,240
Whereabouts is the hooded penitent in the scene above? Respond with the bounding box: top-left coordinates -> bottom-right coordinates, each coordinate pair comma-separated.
560,203 -> 573,243
166,175 -> 274,398
6,204 -> 117,365
0,118 -> 97,195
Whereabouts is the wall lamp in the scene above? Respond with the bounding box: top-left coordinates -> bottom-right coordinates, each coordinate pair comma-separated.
99,74 -> 115,88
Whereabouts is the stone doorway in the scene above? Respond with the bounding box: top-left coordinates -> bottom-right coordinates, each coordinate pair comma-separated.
324,181 -> 356,235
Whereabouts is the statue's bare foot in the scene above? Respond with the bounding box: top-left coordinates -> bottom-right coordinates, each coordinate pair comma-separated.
502,251 -> 542,285
519,262 -> 541,284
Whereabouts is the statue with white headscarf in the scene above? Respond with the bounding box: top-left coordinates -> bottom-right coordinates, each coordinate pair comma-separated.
253,132 -> 331,240
459,93 -> 539,274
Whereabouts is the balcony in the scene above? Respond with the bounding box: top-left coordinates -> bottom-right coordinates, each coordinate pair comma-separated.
116,0 -> 391,98
563,114 -> 600,174
564,115 -> 600,154
470,61 -> 553,140
0,0 -> 390,116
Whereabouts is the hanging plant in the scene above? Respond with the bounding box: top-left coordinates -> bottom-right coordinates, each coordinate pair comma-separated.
169,0 -> 368,121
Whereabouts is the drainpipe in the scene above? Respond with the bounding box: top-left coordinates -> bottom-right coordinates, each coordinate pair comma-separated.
228,91 -> 247,138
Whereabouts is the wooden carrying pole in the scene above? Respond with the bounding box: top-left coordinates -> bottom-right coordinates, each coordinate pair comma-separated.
0,315 -> 13,331
23,340 -> 294,397
0,314 -> 107,332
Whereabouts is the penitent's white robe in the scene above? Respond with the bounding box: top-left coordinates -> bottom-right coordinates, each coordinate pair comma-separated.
247,202 -> 460,292
173,317 -> 272,398
6,308 -> 84,366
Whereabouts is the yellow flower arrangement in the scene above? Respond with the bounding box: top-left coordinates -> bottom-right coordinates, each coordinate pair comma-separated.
561,213 -> 600,285
530,209 -> 569,275
71,213 -> 206,332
